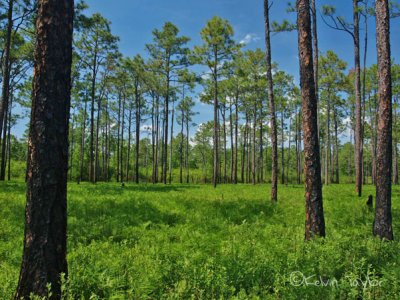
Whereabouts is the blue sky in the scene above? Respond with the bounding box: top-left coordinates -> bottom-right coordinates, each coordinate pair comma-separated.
13,1 -> 400,137
82,0 -> 400,136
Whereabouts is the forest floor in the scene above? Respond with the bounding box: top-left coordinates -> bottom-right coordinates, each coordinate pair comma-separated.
1,182 -> 400,299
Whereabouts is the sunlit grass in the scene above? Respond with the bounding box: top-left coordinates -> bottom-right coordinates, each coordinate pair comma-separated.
1,181 -> 399,299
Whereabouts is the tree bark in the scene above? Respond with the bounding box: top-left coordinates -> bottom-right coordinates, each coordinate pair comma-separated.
264,0 -> 278,200
311,0 -> 320,139
0,0 -> 14,164
354,0 -> 363,197
15,0 -> 73,298
212,51 -> 219,188
297,0 -> 325,240
373,0 -> 393,240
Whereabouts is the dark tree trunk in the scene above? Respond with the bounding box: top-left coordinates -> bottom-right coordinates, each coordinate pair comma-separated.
7,105 -> 11,181
163,68 -> 170,184
281,112 -> 285,184
325,91 -> 331,185
259,107 -> 264,183
151,95 -> 156,184
241,118 -> 247,183
116,93 -> 121,182
15,0 -> 73,298
79,95 -> 87,183
297,0 -> 325,240
334,107 -> 339,183
353,0 -> 363,197
0,0 -> 14,163
94,96 -> 101,183
234,93 -> 239,184
69,115 -> 75,181
229,101 -> 234,183
222,104 -> 227,183
373,0 -> 393,240
252,104 -> 257,185
311,0 -> 320,138
1,93 -> 10,180
126,102 -> 132,182
393,97 -> 399,184
265,0 -> 278,201
212,54 -> 219,188
169,99 -> 175,184
89,54 -> 97,183
185,114 -> 190,183
120,97 -> 125,183
179,111 -> 184,184
287,116 -> 291,184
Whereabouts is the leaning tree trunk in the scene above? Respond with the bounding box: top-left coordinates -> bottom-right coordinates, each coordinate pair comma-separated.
15,0 -> 73,298
264,0 -> 278,201
297,0 -> 325,240
373,0 -> 393,240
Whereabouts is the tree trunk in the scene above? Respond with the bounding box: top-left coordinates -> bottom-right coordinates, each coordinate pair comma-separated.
325,91 -> 331,185
234,93 -> 239,184
252,104 -> 257,185
353,0 -> 363,197
229,101 -> 234,183
393,97 -> 399,184
169,98 -> 175,184
186,114 -> 190,183
264,0 -> 278,200
281,112 -> 285,184
94,96 -> 101,183
116,93 -> 121,182
179,110 -> 184,184
15,0 -> 73,297
222,104 -> 227,183
297,0 -> 325,240
373,0 -> 393,240
311,0 -> 320,139
163,68 -> 170,184
126,102 -> 132,182
334,107 -> 339,183
120,97 -> 125,183
213,53 -> 219,188
0,0 -> 14,165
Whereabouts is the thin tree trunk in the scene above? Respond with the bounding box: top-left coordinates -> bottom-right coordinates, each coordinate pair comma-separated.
169,98 -> 175,184
325,91 -> 331,185
179,110 -> 184,184
252,104 -> 257,185
186,114 -> 190,183
0,0 -> 14,160
234,93 -> 239,184
213,53 -> 219,188
116,93 -> 121,182
393,97 -> 399,184
354,0 -> 363,197
126,102 -> 132,182
311,0 -> 320,140
281,112 -> 285,184
264,1 -> 278,198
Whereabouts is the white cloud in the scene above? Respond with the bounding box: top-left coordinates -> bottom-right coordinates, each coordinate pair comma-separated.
240,33 -> 261,45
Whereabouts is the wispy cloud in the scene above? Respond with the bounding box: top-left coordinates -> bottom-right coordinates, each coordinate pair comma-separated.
239,33 -> 261,45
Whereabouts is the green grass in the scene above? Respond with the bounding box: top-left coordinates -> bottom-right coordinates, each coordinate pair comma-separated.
1,182 -> 400,299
